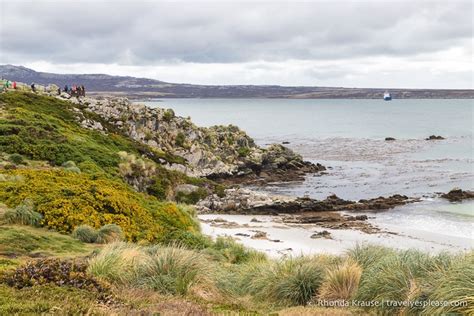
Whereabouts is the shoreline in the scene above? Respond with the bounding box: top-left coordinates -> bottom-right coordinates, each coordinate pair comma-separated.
198,205 -> 473,257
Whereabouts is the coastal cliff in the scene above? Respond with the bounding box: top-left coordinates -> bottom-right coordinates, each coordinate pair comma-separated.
66,94 -> 325,181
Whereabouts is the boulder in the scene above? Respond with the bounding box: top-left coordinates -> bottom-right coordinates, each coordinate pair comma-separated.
426,135 -> 445,140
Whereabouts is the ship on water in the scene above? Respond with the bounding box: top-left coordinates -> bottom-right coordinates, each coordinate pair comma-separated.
383,91 -> 392,101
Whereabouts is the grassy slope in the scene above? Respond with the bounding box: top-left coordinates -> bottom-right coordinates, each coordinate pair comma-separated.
0,91 -> 201,242
0,225 -> 97,273
0,91 -> 182,171
0,225 -> 96,258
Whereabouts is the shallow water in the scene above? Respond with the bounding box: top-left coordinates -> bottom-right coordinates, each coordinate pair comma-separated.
143,98 -> 474,252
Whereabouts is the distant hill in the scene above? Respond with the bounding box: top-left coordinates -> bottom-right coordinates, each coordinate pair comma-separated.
1,64 -> 473,99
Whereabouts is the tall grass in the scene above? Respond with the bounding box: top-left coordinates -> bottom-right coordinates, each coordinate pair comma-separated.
355,249 -> 459,314
96,224 -> 124,244
137,245 -> 212,295
423,252 -> 474,315
88,242 -> 213,295
318,259 -> 362,301
87,242 -> 144,284
245,256 -> 326,306
3,200 -> 42,227
86,240 -> 473,314
72,225 -> 99,243
346,244 -> 395,269
202,236 -> 266,264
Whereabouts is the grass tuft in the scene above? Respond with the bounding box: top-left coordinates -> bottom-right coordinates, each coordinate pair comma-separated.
72,225 -> 99,243
318,259 -> 362,301
96,224 -> 124,244
3,200 -> 42,227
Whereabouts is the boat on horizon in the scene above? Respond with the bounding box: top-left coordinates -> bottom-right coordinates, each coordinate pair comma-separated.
384,91 -> 392,101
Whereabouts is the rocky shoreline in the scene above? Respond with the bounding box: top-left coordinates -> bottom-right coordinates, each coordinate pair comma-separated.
64,94 -> 325,183
196,188 -> 420,215
6,88 -> 472,237
196,188 -> 423,234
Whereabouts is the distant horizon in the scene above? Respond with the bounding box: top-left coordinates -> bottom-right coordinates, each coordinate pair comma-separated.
2,64 -> 472,91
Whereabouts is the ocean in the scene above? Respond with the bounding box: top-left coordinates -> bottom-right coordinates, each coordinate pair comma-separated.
143,98 -> 474,254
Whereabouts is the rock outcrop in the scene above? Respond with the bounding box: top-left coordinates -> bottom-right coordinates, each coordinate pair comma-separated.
196,189 -> 419,214
440,189 -> 474,202
62,95 -> 324,182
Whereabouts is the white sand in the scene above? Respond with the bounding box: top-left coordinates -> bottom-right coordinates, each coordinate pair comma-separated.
199,213 -> 473,257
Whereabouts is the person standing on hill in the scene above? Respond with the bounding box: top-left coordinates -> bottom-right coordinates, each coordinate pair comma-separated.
12,81 -> 17,89
31,83 -> 36,92
81,85 -> 86,97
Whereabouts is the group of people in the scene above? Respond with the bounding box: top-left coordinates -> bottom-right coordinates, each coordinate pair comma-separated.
1,79 -> 87,98
2,80 -> 17,90
63,85 -> 86,97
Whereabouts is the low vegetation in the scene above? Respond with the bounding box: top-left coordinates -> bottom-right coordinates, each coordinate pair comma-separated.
0,91 -> 471,314
3,199 -> 42,227
0,168 -> 199,242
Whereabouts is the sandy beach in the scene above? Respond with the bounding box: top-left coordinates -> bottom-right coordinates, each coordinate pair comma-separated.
199,208 -> 472,257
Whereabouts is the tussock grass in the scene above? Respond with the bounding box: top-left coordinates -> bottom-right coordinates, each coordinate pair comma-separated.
346,244 -> 395,269
87,242 -> 144,284
245,256 -> 326,306
88,242 -> 214,295
138,245 -> 212,295
202,236 -> 267,264
423,252 -> 474,315
96,224 -> 124,244
354,248 -> 460,315
72,225 -> 99,243
3,200 -> 42,227
319,259 -> 362,301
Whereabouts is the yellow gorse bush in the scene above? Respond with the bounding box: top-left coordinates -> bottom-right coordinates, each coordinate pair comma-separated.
0,168 -> 198,242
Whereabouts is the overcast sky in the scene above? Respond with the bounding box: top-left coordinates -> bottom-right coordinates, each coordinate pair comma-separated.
0,0 -> 472,88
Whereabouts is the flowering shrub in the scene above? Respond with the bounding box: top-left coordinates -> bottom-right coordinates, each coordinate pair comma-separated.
0,169 -> 199,242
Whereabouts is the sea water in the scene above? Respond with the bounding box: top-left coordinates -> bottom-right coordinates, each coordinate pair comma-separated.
143,98 -> 474,252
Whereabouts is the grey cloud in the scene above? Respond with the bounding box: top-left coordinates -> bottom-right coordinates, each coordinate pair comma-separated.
0,0 -> 472,65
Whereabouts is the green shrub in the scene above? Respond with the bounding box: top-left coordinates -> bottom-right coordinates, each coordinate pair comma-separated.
237,146 -> 251,157
175,187 -> 208,204
165,230 -> 212,250
163,109 -> 175,121
72,225 -> 99,243
204,236 -> 266,264
0,92 -> 183,173
175,132 -> 186,147
3,200 -> 42,227
96,224 -> 124,244
61,160 -> 81,173
8,154 -> 24,165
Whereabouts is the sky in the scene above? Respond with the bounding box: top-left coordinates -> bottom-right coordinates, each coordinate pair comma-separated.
0,0 -> 472,88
